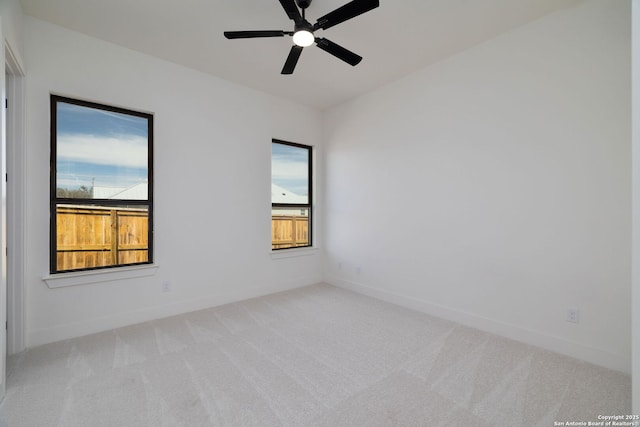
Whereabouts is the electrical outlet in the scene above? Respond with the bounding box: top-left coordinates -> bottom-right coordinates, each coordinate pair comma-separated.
162,281 -> 171,292
566,308 -> 579,323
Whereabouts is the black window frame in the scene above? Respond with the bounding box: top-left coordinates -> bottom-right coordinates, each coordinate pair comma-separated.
50,95 -> 154,273
271,138 -> 313,250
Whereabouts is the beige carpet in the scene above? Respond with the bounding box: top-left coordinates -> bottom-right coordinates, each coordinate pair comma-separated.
0,283 -> 631,426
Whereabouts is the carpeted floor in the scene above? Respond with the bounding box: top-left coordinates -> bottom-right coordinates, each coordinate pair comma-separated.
0,283 -> 631,426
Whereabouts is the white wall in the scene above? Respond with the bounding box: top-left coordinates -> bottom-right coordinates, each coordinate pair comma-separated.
0,0 -> 24,63
632,0 -> 639,413
23,17 -> 324,347
324,0 -> 631,373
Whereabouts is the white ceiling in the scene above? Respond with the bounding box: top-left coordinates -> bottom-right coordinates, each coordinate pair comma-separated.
19,0 -> 581,110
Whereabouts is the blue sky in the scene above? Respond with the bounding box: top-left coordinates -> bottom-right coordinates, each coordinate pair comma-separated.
56,101 -> 149,192
272,143 -> 309,199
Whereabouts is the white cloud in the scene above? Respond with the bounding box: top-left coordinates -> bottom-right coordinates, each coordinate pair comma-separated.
271,157 -> 308,181
57,134 -> 148,168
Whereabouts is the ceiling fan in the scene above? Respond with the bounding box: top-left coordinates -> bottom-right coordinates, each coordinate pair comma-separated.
224,0 -> 380,74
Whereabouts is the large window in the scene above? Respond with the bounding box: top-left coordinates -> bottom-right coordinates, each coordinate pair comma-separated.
50,95 -> 153,273
271,139 -> 312,250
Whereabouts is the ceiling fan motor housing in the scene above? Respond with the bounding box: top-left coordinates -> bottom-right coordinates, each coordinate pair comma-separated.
295,21 -> 313,33
296,0 -> 312,9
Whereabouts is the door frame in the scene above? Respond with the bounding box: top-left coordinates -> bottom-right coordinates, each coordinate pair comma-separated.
5,40 -> 25,356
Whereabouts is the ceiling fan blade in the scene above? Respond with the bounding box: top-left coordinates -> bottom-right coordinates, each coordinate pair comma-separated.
315,38 -> 362,66
224,30 -> 287,39
281,45 -> 304,74
279,0 -> 303,23
314,0 -> 379,31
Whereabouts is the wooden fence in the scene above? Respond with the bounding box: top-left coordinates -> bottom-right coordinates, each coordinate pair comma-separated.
56,205 -> 149,271
272,215 -> 309,249
57,206 -> 308,270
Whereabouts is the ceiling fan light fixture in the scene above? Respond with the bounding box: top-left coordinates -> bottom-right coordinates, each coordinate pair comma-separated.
293,29 -> 315,47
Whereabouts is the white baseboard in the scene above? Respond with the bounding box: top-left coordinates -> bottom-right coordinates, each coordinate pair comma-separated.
326,275 -> 631,375
26,278 -> 319,349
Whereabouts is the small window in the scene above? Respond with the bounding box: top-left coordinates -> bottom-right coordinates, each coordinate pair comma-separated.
271,139 -> 312,250
50,95 -> 153,273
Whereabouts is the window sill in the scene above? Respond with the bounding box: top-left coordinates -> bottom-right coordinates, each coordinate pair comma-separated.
43,264 -> 159,289
270,247 -> 318,260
